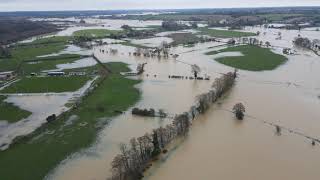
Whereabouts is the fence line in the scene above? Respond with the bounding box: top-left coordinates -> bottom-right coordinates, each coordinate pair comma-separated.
219,108 -> 320,145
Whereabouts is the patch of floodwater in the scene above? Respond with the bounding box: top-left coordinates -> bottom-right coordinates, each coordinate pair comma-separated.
133,27 -> 156,30
0,121 -> 9,128
63,115 -> 79,127
116,11 -> 176,17
0,77 -> 97,150
129,37 -> 174,47
30,17 -> 79,23
155,29 -> 199,37
88,19 -> 162,30
303,27 -> 320,31
55,26 -> 107,36
101,38 -> 125,44
37,45 -> 92,58
210,51 -> 244,59
240,25 -> 320,50
56,57 -> 97,70
54,19 -> 162,35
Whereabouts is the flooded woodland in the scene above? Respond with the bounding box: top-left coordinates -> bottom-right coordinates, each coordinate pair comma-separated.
0,8 -> 320,180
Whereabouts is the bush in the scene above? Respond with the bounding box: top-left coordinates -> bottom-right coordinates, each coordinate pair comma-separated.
132,108 -> 155,117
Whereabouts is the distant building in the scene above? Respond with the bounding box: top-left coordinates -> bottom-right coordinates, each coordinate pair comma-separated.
69,72 -> 86,76
219,19 -> 228,25
312,40 -> 320,51
283,48 -> 294,55
47,71 -> 65,76
227,39 -> 236,45
0,71 -> 15,81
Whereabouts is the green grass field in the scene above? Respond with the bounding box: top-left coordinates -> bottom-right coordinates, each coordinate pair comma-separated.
1,76 -> 91,93
0,62 -> 141,180
0,37 -> 70,72
73,29 -> 121,38
198,28 -> 256,38
23,36 -> 72,45
207,45 -> 287,71
0,96 -> 32,123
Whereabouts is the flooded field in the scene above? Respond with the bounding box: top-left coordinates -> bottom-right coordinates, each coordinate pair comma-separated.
145,27 -> 320,180
48,23 -> 320,180
1,14 -> 320,180
48,40 -> 224,180
129,37 -> 174,47
0,79 -> 96,150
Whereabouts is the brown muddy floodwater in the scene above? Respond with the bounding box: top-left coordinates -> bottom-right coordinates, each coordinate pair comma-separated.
146,73 -> 320,180
47,24 -> 320,180
146,28 -> 320,180
47,41 -> 224,180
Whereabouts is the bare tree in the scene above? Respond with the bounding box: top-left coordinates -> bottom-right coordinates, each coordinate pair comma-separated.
191,64 -> 201,79
233,103 -> 246,120
265,41 -> 271,48
294,37 -> 312,49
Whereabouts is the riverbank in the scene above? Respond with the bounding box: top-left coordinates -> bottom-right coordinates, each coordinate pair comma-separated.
0,62 -> 141,180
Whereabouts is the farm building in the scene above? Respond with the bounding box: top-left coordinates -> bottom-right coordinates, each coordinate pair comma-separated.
47,71 -> 65,76
69,72 -> 86,76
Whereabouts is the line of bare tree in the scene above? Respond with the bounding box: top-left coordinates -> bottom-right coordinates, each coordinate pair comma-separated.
294,36 -> 320,51
132,42 -> 170,59
109,70 -> 237,180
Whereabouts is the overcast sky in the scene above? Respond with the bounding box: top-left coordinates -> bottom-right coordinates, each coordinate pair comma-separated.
0,0 -> 320,11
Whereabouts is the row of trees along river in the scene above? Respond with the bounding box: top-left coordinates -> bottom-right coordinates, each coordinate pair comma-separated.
109,71 -> 237,180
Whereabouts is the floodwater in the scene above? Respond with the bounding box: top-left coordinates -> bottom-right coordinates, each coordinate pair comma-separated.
211,51 -> 244,59
50,24 -> 320,180
5,17 -> 320,180
37,45 -> 91,58
48,40 -> 225,180
129,37 -> 174,47
145,27 -> 320,180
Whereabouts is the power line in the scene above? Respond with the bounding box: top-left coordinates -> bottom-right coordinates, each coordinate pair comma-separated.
219,108 -> 320,145
238,75 -> 320,91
